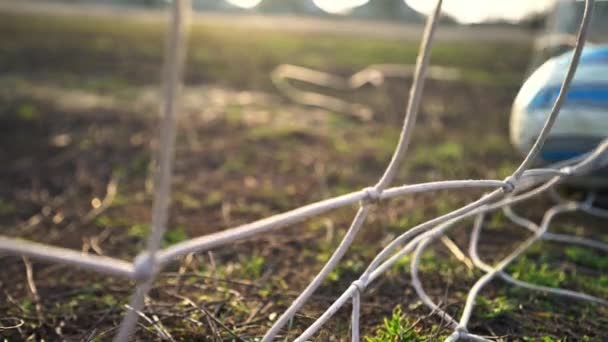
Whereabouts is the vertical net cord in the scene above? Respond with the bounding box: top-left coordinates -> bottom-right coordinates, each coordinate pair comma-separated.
261,1 -> 444,341
411,237 -> 459,328
512,0 -> 594,179
113,1 -> 190,341
260,206 -> 370,342
373,0 -> 444,192
351,283 -> 361,342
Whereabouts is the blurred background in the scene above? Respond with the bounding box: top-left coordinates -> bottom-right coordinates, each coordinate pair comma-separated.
1,0 -> 556,23
1,0 -> 607,340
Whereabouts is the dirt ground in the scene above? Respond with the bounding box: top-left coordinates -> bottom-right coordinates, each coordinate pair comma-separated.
0,8 -> 606,342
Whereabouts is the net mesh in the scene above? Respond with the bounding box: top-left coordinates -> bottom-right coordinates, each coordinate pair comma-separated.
0,0 -> 606,341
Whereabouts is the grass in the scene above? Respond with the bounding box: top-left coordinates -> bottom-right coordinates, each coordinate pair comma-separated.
509,257 -> 567,288
565,246 -> 608,269
0,11 -> 531,91
366,306 -> 448,341
477,296 -> 517,319
0,6 -> 606,341
365,306 -> 424,341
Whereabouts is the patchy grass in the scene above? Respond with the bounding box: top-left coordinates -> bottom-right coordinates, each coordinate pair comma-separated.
366,306 -> 447,341
477,296 -> 517,319
565,246 -> 608,269
0,11 -> 531,92
509,257 -> 567,288
242,254 -> 266,279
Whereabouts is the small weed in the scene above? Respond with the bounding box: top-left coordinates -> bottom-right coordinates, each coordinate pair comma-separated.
127,223 -> 149,238
330,133 -> 352,154
220,157 -> 247,174
126,224 -> 193,248
19,298 -> 33,314
496,161 -> 517,179
204,191 -> 223,207
477,296 -> 517,319
162,227 -> 189,247
487,211 -> 506,230
412,142 -> 463,165
565,247 -> 608,269
16,104 -> 39,121
127,154 -> 151,176
225,104 -> 243,124
100,294 -> 119,308
410,142 -> 466,176
247,126 -> 312,142
0,198 -> 15,215
575,274 -> 608,297
366,306 -> 446,341
392,209 -> 426,231
327,258 -> 364,282
82,76 -> 131,95
390,250 -> 465,279
257,284 -> 273,299
242,254 -> 265,279
523,337 -> 568,342
175,192 -> 202,210
365,306 -> 421,342
509,257 -> 566,288
475,134 -> 511,157
94,215 -> 135,228
435,142 -> 464,160
110,192 -> 130,207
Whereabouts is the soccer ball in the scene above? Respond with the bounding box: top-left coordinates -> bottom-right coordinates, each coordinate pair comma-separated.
510,44 -> 608,186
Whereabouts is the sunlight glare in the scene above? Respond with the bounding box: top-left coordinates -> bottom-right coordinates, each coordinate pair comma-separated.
406,0 -> 555,24
312,0 -> 370,14
225,0 -> 263,9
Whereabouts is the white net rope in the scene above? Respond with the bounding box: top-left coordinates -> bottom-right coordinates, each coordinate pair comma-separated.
0,0 -> 607,341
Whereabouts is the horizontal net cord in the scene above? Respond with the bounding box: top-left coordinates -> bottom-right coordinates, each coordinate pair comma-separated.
158,179 -> 508,264
0,166 -> 584,285
0,236 -> 134,279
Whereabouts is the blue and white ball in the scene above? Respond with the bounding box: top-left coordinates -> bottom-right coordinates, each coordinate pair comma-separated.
510,44 -> 608,165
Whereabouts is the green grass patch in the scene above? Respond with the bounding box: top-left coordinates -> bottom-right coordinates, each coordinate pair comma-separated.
163,227 -> 189,246
508,257 -> 566,288
565,246 -> 608,269
477,296 -> 517,319
366,306 -> 447,341
15,103 -> 40,121
242,254 -> 266,279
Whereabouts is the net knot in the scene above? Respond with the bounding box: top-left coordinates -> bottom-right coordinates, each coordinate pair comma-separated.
361,187 -> 382,205
351,279 -> 367,294
133,252 -> 157,283
502,176 -> 518,193
455,325 -> 468,337
560,166 -> 573,176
